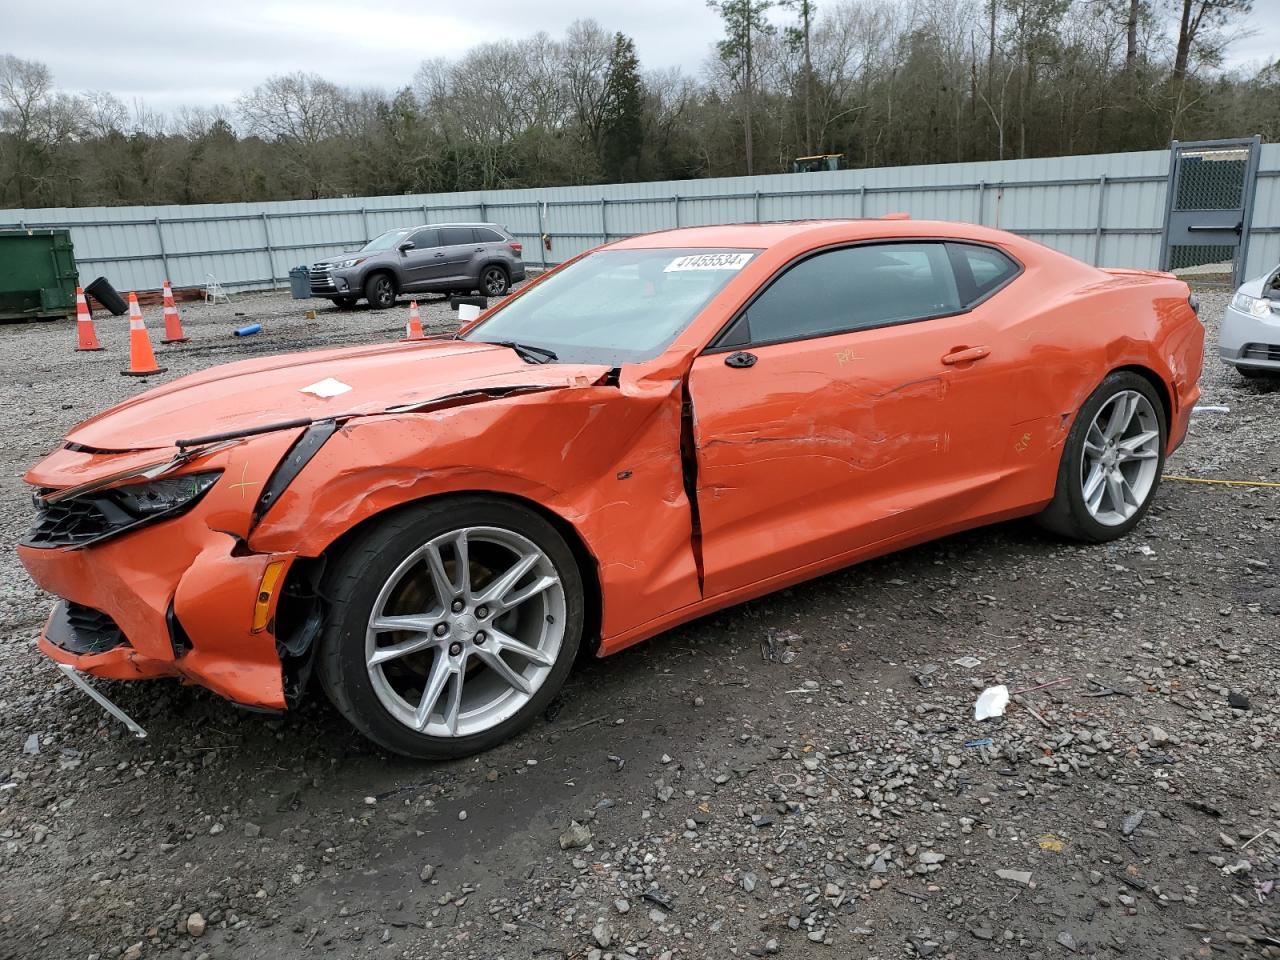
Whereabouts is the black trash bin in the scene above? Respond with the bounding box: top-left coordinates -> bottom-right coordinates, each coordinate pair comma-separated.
288,266 -> 312,300
85,276 -> 128,316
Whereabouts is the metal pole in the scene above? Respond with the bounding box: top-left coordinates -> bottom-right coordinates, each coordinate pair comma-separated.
261,213 -> 277,289
422,202 -> 430,223
976,181 -> 985,225
1093,175 -> 1107,266
360,207 -> 371,244
858,185 -> 866,218
1158,141 -> 1180,272
479,200 -> 487,223
753,191 -> 761,223
154,218 -> 171,284
600,198 -> 608,242
673,195 -> 681,228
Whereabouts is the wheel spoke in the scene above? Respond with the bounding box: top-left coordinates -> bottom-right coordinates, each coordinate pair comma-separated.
414,653 -> 455,730
1104,394 -> 1136,439
441,665 -> 464,735
370,613 -> 438,634
424,542 -> 454,604
1083,463 -> 1107,510
498,574 -> 559,612
492,626 -> 555,667
474,647 -> 533,695
370,632 -> 441,667
478,552 -> 539,606
1118,472 -> 1139,508
1083,422 -> 1107,457
1117,429 -> 1158,459
1105,469 -> 1127,517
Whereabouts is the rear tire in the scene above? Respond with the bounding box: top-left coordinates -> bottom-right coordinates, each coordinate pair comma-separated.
480,265 -> 510,297
364,273 -> 396,310
1036,371 -> 1167,543
317,497 -> 584,759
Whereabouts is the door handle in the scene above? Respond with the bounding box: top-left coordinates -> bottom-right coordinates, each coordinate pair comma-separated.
434,252 -> 445,258
724,351 -> 757,368
941,345 -> 990,365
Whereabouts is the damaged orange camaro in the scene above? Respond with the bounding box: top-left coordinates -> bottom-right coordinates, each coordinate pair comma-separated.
18,220 -> 1205,758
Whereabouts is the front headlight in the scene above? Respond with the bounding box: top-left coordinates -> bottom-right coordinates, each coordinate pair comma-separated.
1232,292 -> 1275,319
110,472 -> 221,518
331,257 -> 366,270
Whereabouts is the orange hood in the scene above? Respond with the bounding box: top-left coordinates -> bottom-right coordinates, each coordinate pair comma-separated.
66,339 -> 612,451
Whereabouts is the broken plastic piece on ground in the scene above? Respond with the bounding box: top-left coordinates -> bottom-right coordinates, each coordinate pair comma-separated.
55,663 -> 147,739
1192,404 -> 1229,414
458,303 -> 482,323
964,737 -> 993,748
952,655 -> 982,669
974,685 -> 1010,720
760,630 -> 798,664
233,324 -> 262,337
1009,677 -> 1071,696
22,734 -> 39,754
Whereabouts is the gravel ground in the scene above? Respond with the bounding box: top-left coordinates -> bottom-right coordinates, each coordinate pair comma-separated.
0,287 -> 1277,960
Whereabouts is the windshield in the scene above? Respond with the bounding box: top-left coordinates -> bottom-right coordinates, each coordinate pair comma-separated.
361,229 -> 412,252
462,248 -> 759,364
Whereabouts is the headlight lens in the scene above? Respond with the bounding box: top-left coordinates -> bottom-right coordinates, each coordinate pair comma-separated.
110,472 -> 221,518
1232,292 -> 1275,319
332,257 -> 366,270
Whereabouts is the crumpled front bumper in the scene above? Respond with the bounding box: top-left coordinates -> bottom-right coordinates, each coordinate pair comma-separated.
19,507 -> 295,711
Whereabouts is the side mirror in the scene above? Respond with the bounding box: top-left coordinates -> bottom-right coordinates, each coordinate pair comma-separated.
398,241 -> 415,252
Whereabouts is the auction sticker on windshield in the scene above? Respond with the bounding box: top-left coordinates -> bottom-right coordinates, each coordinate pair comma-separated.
664,253 -> 754,272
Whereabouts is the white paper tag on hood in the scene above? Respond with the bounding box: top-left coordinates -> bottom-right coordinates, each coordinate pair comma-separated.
300,377 -> 352,398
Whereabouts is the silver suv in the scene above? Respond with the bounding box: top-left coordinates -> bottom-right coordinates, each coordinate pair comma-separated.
309,222 -> 527,309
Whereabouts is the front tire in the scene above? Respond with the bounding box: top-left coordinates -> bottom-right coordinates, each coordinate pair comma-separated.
1036,371 -> 1167,543
364,273 -> 396,310
317,497 -> 584,759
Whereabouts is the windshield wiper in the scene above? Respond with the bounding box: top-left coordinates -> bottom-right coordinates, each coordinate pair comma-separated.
484,340 -> 558,364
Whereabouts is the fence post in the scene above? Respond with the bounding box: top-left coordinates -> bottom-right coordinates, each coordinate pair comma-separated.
753,191 -> 761,223
154,218 -> 171,285
422,202 -> 430,223
360,207 -> 370,244
976,181 -> 985,225
673,195 -> 681,228
1093,175 -> 1107,266
479,200 -> 487,223
600,198 -> 608,242
261,213 -> 277,289
858,185 -> 866,218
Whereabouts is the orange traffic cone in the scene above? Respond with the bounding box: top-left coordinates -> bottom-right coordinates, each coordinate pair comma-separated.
74,287 -> 104,351
403,299 -> 425,341
121,293 -> 166,377
160,280 -> 189,343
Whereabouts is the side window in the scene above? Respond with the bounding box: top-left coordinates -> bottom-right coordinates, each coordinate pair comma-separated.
475,227 -> 506,243
948,243 -> 1020,305
743,242 -> 961,345
440,226 -> 475,245
409,228 -> 439,249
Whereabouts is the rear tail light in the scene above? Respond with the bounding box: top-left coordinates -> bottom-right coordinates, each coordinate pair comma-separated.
509,241 -> 523,256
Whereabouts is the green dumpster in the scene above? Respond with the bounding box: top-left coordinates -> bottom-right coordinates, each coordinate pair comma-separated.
0,229 -> 79,322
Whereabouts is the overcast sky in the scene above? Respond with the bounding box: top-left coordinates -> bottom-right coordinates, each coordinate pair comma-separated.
5,0 -> 1278,115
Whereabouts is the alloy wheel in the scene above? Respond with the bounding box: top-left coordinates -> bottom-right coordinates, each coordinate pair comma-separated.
1078,389 -> 1161,526
483,268 -> 507,296
365,526 -> 565,737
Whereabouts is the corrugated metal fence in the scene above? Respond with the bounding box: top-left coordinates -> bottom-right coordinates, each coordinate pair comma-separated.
2,145 -> 1277,293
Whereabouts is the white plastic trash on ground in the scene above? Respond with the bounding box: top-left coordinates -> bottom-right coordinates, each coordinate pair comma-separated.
975,685 -> 1010,721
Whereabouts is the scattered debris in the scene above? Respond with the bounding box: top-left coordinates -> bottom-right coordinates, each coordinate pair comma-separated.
22,734 -> 38,755
996,869 -> 1033,885
1122,810 -> 1146,837
974,685 -> 1010,720
559,821 -> 592,850
952,655 -> 982,669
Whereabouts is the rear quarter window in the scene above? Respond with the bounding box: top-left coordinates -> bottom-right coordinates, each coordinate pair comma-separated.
440,227 -> 475,245
476,228 -> 507,243
947,243 -> 1021,305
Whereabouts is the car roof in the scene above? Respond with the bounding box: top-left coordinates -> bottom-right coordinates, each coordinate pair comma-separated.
403,222 -> 503,231
611,219 -> 1021,250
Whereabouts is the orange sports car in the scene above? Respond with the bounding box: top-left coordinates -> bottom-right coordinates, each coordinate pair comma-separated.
18,219 -> 1204,758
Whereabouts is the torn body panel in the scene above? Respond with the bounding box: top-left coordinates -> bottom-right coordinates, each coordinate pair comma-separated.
20,505 -> 294,709
249,376 -> 701,644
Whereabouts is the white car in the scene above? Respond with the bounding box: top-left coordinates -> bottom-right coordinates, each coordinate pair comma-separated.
1220,265 -> 1280,378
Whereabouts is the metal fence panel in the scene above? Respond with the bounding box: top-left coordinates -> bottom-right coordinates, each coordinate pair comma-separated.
2,145 -> 1276,292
